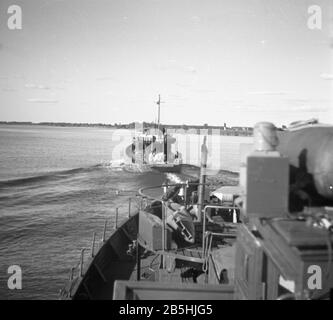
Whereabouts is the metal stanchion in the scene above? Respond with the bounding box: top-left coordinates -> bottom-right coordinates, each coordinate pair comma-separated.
79,248 -> 86,277
115,208 -> 119,229
91,232 -> 96,257
128,198 -> 131,218
102,220 -> 107,242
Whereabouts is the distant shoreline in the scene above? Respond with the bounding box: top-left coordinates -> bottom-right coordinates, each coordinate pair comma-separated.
0,121 -> 253,136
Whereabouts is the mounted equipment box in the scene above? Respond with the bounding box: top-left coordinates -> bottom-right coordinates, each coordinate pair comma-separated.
138,210 -> 171,251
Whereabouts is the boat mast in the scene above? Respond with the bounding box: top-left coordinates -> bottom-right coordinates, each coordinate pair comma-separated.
156,94 -> 164,135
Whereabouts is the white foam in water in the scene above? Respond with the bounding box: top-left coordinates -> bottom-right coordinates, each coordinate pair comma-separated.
102,159 -> 155,173
123,163 -> 154,173
101,159 -> 130,171
166,173 -> 185,184
109,159 -> 126,167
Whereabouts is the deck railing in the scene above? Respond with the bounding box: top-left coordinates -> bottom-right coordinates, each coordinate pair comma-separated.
202,205 -> 238,258
138,184 -> 240,269
61,183 -> 240,298
60,196 -> 140,299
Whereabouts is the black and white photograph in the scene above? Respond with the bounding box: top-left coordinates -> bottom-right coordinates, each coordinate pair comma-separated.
0,0 -> 332,303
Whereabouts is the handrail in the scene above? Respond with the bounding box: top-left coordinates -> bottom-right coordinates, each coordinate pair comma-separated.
139,184 -> 239,257
128,198 -> 132,218
69,267 -> 75,281
202,205 -> 238,259
91,232 -> 96,258
161,201 -> 166,268
62,184 -> 240,299
138,182 -> 212,201
102,220 -> 107,242
62,201 -> 135,299
115,208 -> 119,229
79,248 -> 87,277
139,186 -> 239,269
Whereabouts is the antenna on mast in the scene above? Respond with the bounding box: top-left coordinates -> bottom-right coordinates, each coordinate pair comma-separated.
155,94 -> 164,135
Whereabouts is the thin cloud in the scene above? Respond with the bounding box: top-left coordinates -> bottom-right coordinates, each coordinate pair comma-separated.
320,73 -> 333,80
288,98 -> 311,104
233,104 -> 328,113
54,86 -> 66,90
176,83 -> 192,88
184,66 -> 197,74
96,76 -> 114,81
25,84 -> 51,90
194,88 -> 217,93
156,63 -> 197,74
2,88 -> 17,92
190,16 -> 202,23
289,105 -> 329,113
247,91 -> 287,96
27,99 -> 58,104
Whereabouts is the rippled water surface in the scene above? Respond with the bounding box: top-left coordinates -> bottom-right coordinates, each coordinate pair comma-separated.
0,125 -> 252,299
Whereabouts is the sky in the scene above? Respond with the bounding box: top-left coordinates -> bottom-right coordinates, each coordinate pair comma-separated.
0,0 -> 332,127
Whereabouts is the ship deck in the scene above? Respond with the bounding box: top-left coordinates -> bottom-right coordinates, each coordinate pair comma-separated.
134,216 -> 238,285
67,214 -> 238,300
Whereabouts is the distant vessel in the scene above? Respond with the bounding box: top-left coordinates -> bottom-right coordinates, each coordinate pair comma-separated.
61,121 -> 333,300
125,95 -> 183,173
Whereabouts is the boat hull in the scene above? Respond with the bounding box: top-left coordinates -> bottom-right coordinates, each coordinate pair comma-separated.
61,214 -> 139,300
